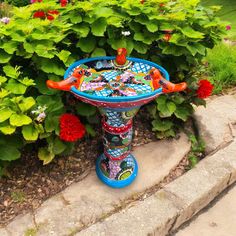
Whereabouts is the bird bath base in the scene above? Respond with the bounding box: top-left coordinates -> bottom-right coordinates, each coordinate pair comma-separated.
96,106 -> 140,188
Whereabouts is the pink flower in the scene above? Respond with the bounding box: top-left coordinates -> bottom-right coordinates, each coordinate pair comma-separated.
226,25 -> 231,31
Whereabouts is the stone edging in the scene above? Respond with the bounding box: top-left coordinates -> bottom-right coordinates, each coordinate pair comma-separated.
77,139 -> 236,236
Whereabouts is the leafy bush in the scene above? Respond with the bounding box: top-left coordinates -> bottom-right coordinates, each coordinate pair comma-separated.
0,0 -> 225,169
0,2 -> 13,17
205,43 -> 236,94
4,0 -> 29,7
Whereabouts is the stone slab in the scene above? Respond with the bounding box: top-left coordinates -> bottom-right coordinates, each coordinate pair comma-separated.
5,213 -> 35,236
33,133 -> 190,236
175,183 -> 236,236
194,95 -> 236,153
76,190 -> 182,236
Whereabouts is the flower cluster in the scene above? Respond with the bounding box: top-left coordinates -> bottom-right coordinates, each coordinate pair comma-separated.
121,31 -> 131,36
196,79 -> 214,99
60,0 -> 68,7
33,9 -> 59,21
0,17 -> 10,24
59,113 -> 86,142
31,105 -> 47,123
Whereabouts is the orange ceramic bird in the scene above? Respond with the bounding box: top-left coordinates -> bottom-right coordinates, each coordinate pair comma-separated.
46,68 -> 85,91
115,48 -> 127,65
150,68 -> 187,93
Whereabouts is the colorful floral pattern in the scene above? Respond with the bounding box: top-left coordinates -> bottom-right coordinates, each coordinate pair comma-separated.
69,59 -> 154,98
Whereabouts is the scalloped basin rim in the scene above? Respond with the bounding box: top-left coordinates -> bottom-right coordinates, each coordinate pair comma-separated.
64,56 -> 170,103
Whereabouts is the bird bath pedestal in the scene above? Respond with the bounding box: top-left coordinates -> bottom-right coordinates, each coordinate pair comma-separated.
47,49 -> 186,188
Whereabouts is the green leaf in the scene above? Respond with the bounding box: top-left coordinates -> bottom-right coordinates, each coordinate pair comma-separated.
22,124 -> 39,141
3,65 -> 20,79
23,41 -> 34,53
91,48 -> 106,57
174,106 -> 192,121
2,41 -> 18,54
0,89 -> 11,99
156,95 -> 167,104
167,101 -> 176,114
0,145 -> 20,161
77,37 -> 96,53
73,24 -> 90,38
5,79 -> 27,94
45,115 -> 59,132
152,119 -> 173,132
38,147 -> 55,165
35,44 -> 55,59
85,124 -> 96,137
91,18 -> 107,36
146,22 -> 158,32
0,108 -> 13,123
20,77 -> 35,86
0,122 -> 16,135
10,114 -> 32,127
70,12 -> 82,24
18,97 -> 35,112
93,7 -> 114,18
76,102 -> 96,116
134,41 -> 149,54
180,26 -> 204,39
57,50 -> 71,64
53,137 -> 66,155
0,76 -> 7,84
0,49 -> 11,63
39,59 -> 65,76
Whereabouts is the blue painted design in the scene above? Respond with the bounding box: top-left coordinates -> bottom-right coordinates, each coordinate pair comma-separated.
96,154 -> 138,188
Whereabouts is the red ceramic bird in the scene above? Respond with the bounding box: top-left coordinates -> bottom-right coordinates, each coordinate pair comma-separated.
115,48 -> 127,65
46,68 -> 85,91
150,68 -> 187,93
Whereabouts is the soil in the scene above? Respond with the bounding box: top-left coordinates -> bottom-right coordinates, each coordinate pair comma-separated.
0,107 -> 159,227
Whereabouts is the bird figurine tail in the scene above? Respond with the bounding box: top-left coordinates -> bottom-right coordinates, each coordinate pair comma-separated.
150,68 -> 187,93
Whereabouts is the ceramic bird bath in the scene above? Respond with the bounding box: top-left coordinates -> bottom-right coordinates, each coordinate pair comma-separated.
47,48 -> 187,188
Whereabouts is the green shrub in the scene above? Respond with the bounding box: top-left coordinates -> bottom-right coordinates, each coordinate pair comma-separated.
4,0 -> 29,7
0,0 -> 225,169
0,2 -> 13,17
205,43 -> 236,93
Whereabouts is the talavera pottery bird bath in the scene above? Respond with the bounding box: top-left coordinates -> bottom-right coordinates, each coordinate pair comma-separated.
47,48 -> 187,188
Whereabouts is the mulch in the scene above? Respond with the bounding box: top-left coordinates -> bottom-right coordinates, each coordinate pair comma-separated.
0,107 -> 159,227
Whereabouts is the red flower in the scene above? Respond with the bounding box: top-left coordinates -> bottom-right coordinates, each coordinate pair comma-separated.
160,3 -> 165,7
33,11 -> 46,19
163,33 -> 172,42
60,0 -> 68,7
47,10 -> 60,15
196,80 -> 214,99
47,15 -> 55,21
140,0 -> 145,4
59,114 -> 86,142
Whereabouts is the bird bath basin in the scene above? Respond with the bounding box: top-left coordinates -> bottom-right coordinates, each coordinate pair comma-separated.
47,48 -> 187,188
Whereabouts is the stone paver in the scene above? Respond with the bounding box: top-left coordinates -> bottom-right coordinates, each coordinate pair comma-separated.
76,190 -> 183,236
16,133 -> 189,236
174,183 -> 236,236
194,95 -> 236,153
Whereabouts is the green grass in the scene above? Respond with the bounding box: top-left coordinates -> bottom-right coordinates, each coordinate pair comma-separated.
202,0 -> 236,40
205,43 -> 236,93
